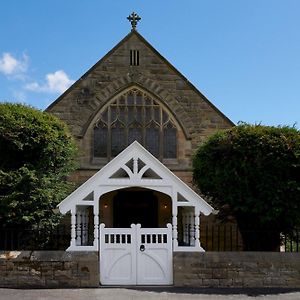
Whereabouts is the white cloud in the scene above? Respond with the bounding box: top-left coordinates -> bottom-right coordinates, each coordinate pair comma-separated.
0,52 -> 28,77
25,70 -> 75,94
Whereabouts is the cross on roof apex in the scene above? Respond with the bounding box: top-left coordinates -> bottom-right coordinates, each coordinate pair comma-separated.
127,12 -> 141,31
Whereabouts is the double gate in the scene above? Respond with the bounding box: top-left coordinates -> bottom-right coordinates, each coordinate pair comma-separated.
99,223 -> 173,285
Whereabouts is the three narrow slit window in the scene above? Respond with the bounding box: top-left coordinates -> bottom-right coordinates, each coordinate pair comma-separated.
130,50 -> 139,66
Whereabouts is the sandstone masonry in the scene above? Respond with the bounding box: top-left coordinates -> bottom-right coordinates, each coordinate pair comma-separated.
1,251 -> 300,288
174,252 -> 300,288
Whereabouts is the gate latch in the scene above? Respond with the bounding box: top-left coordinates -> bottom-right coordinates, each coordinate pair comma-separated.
140,244 -> 145,252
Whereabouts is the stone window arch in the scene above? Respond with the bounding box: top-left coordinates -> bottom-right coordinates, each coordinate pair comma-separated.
93,87 -> 178,160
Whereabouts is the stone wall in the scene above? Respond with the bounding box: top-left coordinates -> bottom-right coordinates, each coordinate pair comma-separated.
174,252 -> 300,288
2,251 -> 299,288
0,251 -> 99,288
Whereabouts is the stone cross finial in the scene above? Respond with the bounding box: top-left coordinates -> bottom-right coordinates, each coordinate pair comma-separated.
127,12 -> 141,30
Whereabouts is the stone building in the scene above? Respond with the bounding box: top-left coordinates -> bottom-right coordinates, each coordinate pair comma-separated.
47,15 -> 233,188
47,14 -> 235,285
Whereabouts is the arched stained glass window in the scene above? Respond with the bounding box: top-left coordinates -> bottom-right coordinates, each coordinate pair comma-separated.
93,88 -> 178,160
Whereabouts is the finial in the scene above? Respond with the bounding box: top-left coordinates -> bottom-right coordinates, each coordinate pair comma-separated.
127,12 -> 141,30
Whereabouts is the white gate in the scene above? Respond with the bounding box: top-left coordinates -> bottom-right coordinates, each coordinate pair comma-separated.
99,223 -> 173,285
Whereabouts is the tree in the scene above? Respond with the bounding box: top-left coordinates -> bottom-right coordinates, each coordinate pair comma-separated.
0,103 -> 77,229
193,123 -> 300,251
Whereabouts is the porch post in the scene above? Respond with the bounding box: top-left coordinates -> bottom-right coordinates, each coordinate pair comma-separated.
82,209 -> 88,245
182,212 -> 187,245
194,209 -> 201,249
172,191 -> 178,249
76,210 -> 82,246
93,191 -> 100,250
70,209 -> 76,248
189,211 -> 195,246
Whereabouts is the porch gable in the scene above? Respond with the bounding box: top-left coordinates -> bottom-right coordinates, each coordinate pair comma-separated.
58,141 -> 215,251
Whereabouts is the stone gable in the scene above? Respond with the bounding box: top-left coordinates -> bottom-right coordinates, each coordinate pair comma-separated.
47,30 -> 233,185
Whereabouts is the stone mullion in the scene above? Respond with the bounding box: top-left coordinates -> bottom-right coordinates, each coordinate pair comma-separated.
141,101 -> 146,145
124,92 -> 129,146
107,106 -> 112,160
123,106 -> 129,146
159,106 -> 163,161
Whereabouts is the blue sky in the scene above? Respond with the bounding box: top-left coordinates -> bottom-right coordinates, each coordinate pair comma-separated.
0,1 -> 299,127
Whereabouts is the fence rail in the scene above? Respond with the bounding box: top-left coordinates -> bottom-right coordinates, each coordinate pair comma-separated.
0,225 -> 70,251
200,224 -> 300,252
0,224 -> 299,252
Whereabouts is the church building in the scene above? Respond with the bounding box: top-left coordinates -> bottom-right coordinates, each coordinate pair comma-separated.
47,13 -> 234,285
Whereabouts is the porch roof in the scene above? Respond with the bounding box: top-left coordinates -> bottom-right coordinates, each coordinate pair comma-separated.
58,141 -> 215,215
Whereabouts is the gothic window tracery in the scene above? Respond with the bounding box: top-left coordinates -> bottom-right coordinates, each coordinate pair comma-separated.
93,88 -> 177,160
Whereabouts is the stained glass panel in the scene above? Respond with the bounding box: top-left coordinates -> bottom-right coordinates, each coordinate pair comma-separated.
110,107 -> 117,122
136,93 -> 143,105
111,122 -> 126,156
94,126 -> 108,157
153,107 -> 160,122
128,127 -> 142,144
128,107 -> 135,124
146,126 -> 159,157
127,94 -> 134,105
145,106 -> 152,123
163,124 -> 177,158
102,109 -> 108,123
119,107 -> 126,123
136,107 -> 143,123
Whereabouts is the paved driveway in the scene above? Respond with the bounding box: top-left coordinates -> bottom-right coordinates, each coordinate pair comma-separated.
1,288 -> 300,300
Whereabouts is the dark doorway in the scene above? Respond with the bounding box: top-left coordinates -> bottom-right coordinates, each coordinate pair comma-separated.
113,189 -> 158,228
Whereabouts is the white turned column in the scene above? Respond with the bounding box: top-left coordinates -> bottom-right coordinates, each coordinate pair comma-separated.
70,209 -> 76,248
182,213 -> 186,244
82,209 -> 88,245
76,208 -> 82,246
182,213 -> 188,245
93,192 -> 100,250
93,213 -> 99,248
172,213 -> 178,248
172,191 -> 178,249
189,211 -> 195,246
195,210 -> 201,249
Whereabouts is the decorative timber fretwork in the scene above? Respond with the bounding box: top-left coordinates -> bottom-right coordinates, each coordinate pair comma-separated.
58,141 -> 215,252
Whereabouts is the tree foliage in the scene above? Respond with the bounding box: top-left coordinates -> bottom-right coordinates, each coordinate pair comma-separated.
193,123 -> 300,250
0,103 -> 77,229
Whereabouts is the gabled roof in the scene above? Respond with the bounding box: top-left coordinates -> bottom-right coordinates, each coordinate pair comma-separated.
58,141 -> 215,216
46,30 -> 234,127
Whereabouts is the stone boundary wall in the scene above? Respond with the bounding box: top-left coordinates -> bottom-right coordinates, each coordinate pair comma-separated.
0,251 -> 99,288
174,252 -> 300,288
1,251 -> 300,288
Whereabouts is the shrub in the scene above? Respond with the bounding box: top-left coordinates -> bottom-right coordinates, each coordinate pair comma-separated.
193,123 -> 300,250
0,103 -> 77,229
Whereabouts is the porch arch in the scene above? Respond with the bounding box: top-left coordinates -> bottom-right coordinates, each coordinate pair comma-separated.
99,187 -> 172,228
